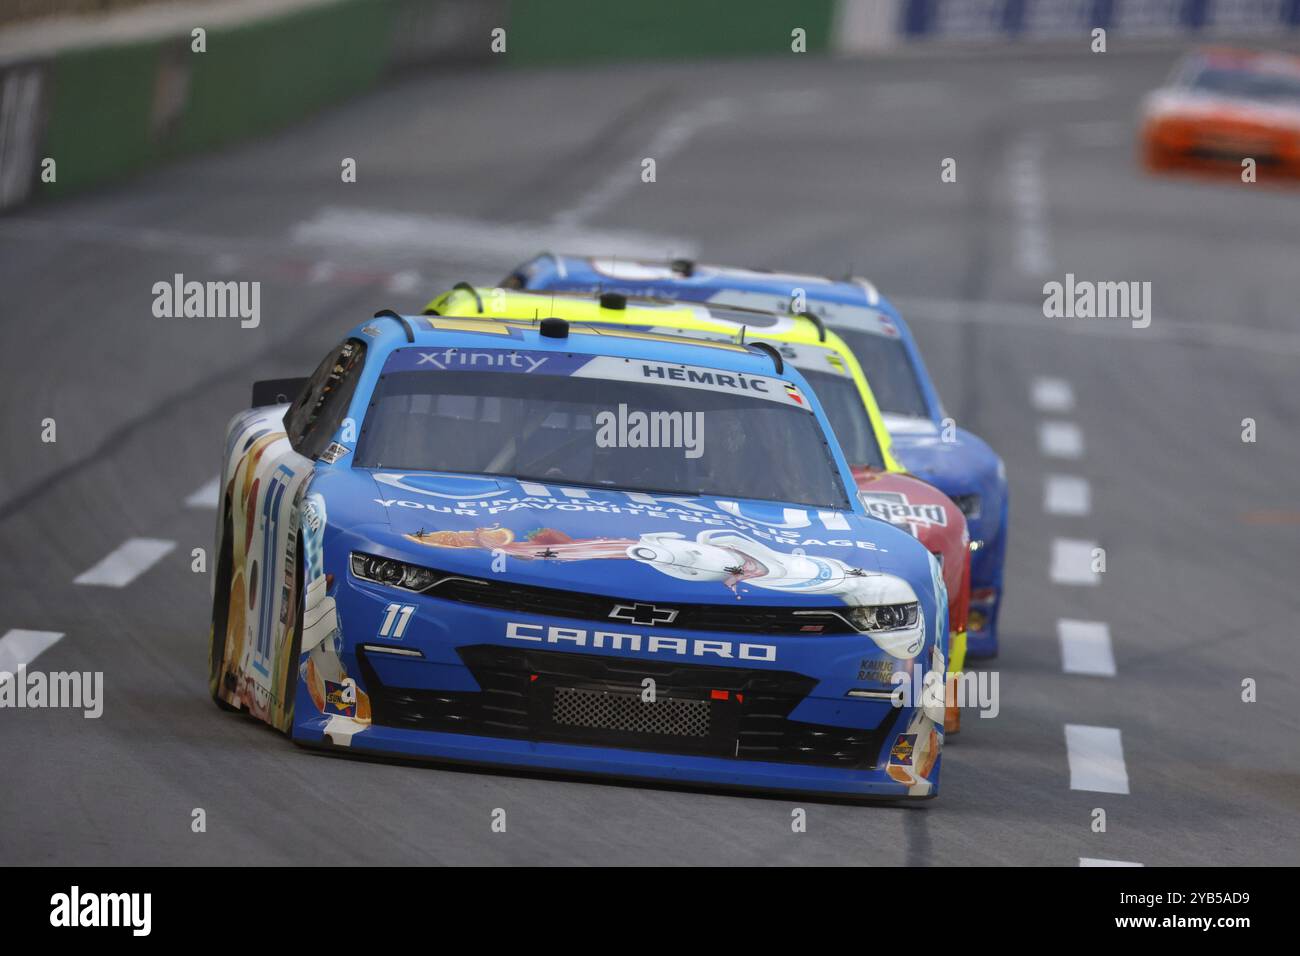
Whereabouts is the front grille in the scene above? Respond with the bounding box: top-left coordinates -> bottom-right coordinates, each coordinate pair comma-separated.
357,645 -> 892,768
422,574 -> 857,635
1188,145 -> 1282,165
553,686 -> 710,737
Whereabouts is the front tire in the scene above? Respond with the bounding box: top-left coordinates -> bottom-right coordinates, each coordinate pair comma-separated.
209,499 -> 238,711
278,533 -> 306,733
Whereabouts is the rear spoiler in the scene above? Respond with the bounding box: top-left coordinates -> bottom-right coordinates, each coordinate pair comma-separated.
252,377 -> 307,408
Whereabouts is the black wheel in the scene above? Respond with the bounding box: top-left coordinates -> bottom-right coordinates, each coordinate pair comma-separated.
209,498 -> 238,711
278,533 -> 306,732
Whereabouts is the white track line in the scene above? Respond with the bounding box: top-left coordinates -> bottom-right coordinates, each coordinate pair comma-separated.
384,270 -> 421,294
185,475 -> 220,509
1066,724 -> 1130,794
1058,619 -> 1116,677
0,629 -> 63,681
1030,376 -> 1075,413
1045,474 -> 1091,516
1050,538 -> 1100,586
291,207 -> 698,262
1039,421 -> 1084,459
1080,857 -> 1143,867
1007,133 -> 1053,277
74,538 -> 176,587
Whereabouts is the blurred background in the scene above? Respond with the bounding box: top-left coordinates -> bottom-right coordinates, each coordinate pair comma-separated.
1,0 -> 1298,865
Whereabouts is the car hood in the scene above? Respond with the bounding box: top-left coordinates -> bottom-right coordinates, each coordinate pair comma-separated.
311,468 -> 940,611
1145,88 -> 1300,130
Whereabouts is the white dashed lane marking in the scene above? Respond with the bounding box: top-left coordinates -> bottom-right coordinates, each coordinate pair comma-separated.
1066,724 -> 1130,794
1007,132 -> 1053,277
1058,619 -> 1116,676
74,538 -> 176,588
185,476 -> 220,509
1050,538 -> 1100,586
1080,857 -> 1143,867
1045,474 -> 1091,516
0,630 -> 64,680
1039,421 -> 1084,459
1031,376 -> 1075,413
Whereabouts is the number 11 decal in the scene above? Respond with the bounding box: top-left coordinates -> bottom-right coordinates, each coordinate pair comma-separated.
378,603 -> 416,639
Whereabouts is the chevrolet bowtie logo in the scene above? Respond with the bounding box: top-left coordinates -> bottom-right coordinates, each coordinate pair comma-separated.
608,602 -> 679,626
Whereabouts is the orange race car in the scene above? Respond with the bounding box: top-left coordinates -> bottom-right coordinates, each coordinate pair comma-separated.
1141,47 -> 1300,181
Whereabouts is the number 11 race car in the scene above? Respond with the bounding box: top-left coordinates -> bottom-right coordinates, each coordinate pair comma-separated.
209,310 -> 952,799
426,286 -> 972,731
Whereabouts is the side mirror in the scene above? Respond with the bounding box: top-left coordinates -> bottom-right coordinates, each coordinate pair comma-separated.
252,377 -> 307,408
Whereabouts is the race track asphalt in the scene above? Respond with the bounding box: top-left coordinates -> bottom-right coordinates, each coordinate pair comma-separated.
1,45 -> 1297,865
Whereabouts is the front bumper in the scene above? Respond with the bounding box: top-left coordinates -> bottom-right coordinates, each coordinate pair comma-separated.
965,497 -> 1008,657
1144,118 -> 1300,177
291,574 -> 945,799
294,719 -> 940,799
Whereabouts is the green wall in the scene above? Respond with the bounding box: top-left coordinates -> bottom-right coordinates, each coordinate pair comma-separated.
12,0 -> 837,206
506,0 -> 836,65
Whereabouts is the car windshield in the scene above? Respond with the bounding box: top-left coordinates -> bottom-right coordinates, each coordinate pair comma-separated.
832,329 -> 931,419
1187,65 -> 1300,102
354,348 -> 851,510
800,370 -> 885,469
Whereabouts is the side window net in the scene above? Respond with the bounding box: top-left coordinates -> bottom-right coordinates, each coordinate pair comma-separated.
286,339 -> 366,458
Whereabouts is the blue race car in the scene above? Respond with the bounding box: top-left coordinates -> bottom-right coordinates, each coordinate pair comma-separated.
209,310 -> 950,799
506,255 -> 1008,657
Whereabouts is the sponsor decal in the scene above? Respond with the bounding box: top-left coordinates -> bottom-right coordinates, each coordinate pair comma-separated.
319,441 -> 350,464
784,383 -> 805,405
506,621 -> 777,661
858,658 -> 901,684
638,364 -> 768,392
371,479 -> 875,550
384,346 -> 587,376
406,522 -> 896,606
324,678 -> 357,718
302,493 -> 327,581
891,733 -> 916,765
859,491 -> 949,530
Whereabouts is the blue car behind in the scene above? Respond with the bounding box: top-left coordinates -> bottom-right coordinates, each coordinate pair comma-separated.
508,255 -> 1008,657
